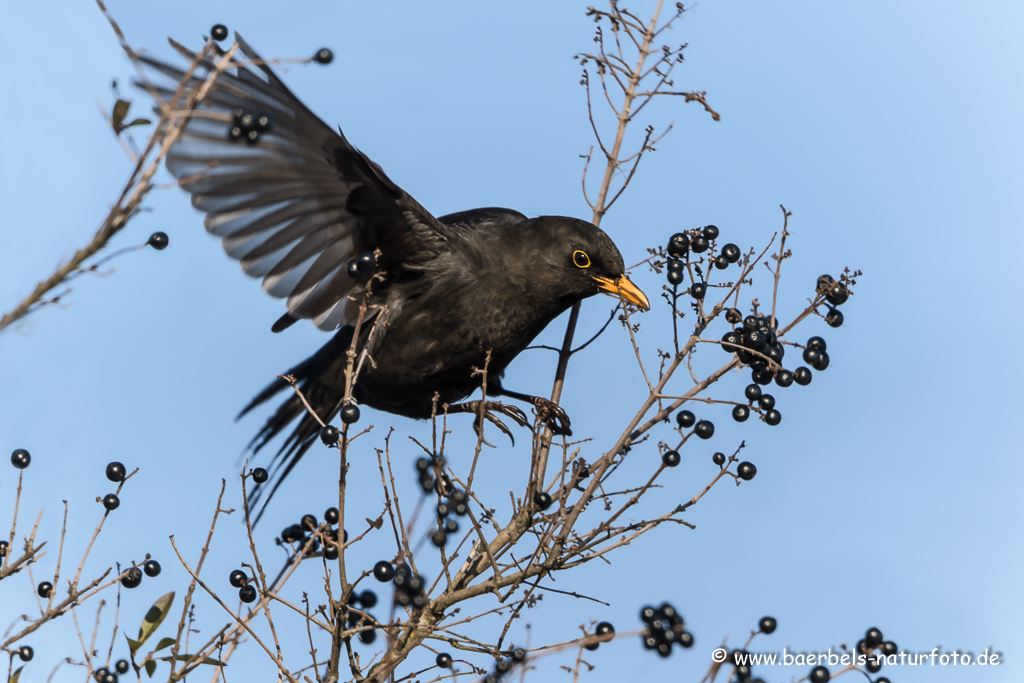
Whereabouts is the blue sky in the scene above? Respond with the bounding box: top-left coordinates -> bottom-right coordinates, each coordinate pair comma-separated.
1,2 -> 1022,683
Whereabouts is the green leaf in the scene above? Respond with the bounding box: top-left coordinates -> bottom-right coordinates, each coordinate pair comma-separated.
9,666 -> 23,683
144,660 -> 156,678
135,591 -> 175,648
112,99 -> 130,131
156,654 -> 226,667
125,634 -> 141,656
154,637 -> 175,652
123,118 -> 151,129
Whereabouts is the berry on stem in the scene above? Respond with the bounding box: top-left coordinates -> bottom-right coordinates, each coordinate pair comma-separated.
320,425 -> 340,445
103,493 -> 120,511
144,559 -> 161,577
252,467 -> 269,483
11,448 -> 30,469
662,450 -> 680,467
147,232 -> 169,250
211,24 -> 228,41
737,462 -> 757,480
314,48 -> 334,64
676,410 -> 696,429
105,461 -> 126,482
340,404 -> 360,424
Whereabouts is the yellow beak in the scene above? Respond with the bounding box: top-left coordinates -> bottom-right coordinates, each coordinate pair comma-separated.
593,275 -> 650,311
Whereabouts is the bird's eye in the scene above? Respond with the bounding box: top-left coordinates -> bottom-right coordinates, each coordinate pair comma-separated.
573,250 -> 591,268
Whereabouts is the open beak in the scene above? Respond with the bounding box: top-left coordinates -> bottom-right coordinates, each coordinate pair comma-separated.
593,275 -> 650,311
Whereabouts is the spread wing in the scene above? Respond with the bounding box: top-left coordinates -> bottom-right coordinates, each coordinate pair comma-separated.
139,34 -> 453,331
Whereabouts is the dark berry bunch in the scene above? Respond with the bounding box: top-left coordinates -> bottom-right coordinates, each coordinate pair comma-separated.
345,589 -> 379,644
345,250 -> 377,280
228,107 -> 273,144
584,621 -> 615,651
431,488 -> 468,548
662,225 -> 741,290
228,567 -> 258,603
391,563 -> 428,609
480,648 -> 526,683
279,508 -> 346,559
816,274 -> 851,328
721,312 -> 838,425
91,660 -> 130,683
675,409 -> 715,440
639,602 -> 693,658
856,626 -> 897,675
414,455 -> 446,494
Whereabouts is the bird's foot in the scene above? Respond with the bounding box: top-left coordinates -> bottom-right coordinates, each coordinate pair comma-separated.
526,397 -> 573,437
448,400 -> 530,446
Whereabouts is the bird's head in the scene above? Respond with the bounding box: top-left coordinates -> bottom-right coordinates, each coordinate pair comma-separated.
518,217 -> 650,312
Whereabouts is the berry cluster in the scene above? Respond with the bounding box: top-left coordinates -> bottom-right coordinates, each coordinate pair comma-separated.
228,568 -> 258,603
120,559 -> 161,589
345,589 -> 379,644
639,603 -> 693,657
675,409 -> 715,439
816,274 -> 850,328
663,225 -> 742,293
722,313 -> 835,425
228,108 -> 273,145
479,648 -> 526,683
856,626 -> 897,676
584,621 -> 615,651
384,563 -> 428,609
429,486 -> 469,548
279,507 -> 346,560
91,660 -> 131,683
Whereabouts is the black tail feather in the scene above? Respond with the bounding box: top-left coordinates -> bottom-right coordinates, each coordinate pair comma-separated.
241,326 -> 355,525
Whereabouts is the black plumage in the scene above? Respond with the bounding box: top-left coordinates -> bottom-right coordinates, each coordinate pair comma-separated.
142,35 -> 649,515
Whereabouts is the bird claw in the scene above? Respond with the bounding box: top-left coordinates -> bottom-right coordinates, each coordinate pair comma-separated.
451,400 -> 530,446
531,398 -> 573,437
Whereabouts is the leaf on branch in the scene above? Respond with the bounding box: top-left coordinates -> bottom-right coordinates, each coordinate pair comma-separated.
156,654 -> 226,667
144,660 -> 156,678
9,666 -> 23,683
134,591 -> 175,650
154,637 -> 176,652
367,515 -> 383,530
111,99 -> 150,134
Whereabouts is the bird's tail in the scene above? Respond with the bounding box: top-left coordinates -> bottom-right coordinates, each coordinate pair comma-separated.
239,326 -> 354,524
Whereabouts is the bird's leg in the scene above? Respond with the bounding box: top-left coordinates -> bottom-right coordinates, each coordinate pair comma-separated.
490,381 -> 573,437
446,400 -> 530,446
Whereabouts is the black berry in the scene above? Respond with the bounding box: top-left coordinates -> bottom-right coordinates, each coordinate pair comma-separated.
239,584 -> 258,603
807,336 -> 826,351
809,665 -> 830,683
662,450 -> 681,467
803,347 -> 821,366
281,524 -> 304,543
211,24 -> 228,41
436,652 -> 453,668
37,581 -> 53,598
737,462 -> 757,480
793,366 -> 813,386
814,351 -> 830,371
732,405 -> 750,422
765,409 -> 782,426
103,493 -> 120,511
774,369 -> 794,387
702,225 -> 720,240
105,461 -> 126,482
721,243 -> 741,263
301,514 -> 318,531
825,308 -> 844,327
229,569 -> 248,587
725,308 -> 743,324
252,467 -> 269,484
678,631 -> 694,648
355,251 -> 376,273
115,660 -> 129,674
320,425 -> 340,445
534,491 -> 553,511
713,255 -> 729,270
667,233 -> 690,258
759,616 -> 777,633
324,506 -> 339,525
147,232 -> 169,250
121,567 -> 143,589
373,561 -> 395,582
691,236 -> 709,253
712,451 -> 726,466
11,448 -> 30,469
359,590 -> 378,608
144,559 -> 161,577
511,647 -> 527,661
314,48 -> 334,64
340,404 -> 360,424
757,394 -> 776,411
694,420 -> 714,439
667,269 -> 684,286
744,384 -> 762,401
690,282 -> 707,300
881,641 -> 898,656
18,645 -> 33,662
676,410 -> 696,428
865,627 -> 884,648
825,282 -> 849,306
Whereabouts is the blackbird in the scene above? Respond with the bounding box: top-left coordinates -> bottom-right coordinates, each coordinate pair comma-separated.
141,35 -> 649,512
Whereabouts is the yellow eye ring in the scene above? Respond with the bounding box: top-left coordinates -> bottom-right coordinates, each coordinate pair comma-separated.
573,250 -> 591,268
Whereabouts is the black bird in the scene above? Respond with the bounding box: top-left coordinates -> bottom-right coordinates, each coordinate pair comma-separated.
141,35 -> 649,511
